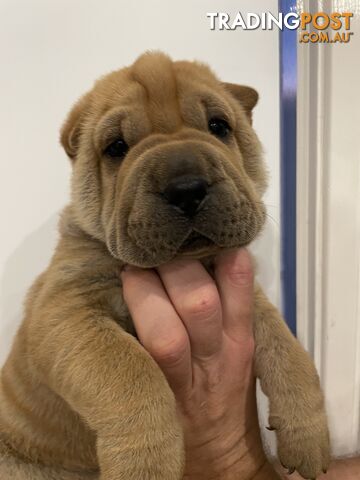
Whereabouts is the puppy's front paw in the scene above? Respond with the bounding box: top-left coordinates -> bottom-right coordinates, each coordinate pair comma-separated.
270,411 -> 330,479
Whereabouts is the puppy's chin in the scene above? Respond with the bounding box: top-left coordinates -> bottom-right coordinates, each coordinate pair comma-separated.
175,231 -> 216,258
109,228 -> 257,267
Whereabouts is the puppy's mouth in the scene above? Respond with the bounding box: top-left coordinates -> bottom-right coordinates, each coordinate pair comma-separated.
178,231 -> 215,255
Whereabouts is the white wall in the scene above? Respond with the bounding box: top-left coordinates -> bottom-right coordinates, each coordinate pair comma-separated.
297,0 -> 360,456
0,0 -> 280,365
323,27 -> 360,453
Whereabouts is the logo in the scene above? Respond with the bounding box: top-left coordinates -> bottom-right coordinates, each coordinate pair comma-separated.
299,12 -> 353,43
206,12 -> 354,43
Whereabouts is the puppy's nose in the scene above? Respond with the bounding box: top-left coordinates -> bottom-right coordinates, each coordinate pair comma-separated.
163,175 -> 208,217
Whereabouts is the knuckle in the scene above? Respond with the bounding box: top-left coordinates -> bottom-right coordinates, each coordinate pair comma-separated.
182,287 -> 220,318
150,335 -> 188,368
227,266 -> 254,287
204,369 -> 223,393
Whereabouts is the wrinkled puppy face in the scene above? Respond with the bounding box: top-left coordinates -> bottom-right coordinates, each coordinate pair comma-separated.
61,52 -> 267,267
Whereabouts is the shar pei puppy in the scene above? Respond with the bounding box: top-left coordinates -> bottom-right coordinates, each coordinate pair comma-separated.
0,52 -> 330,479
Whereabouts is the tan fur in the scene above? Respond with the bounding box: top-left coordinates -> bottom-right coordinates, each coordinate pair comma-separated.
0,51 -> 330,479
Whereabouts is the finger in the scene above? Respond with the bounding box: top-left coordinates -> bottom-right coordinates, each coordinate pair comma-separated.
214,248 -> 254,341
121,266 -> 192,393
157,259 -> 222,359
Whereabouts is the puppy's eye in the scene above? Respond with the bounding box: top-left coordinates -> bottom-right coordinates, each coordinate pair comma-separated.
103,138 -> 129,159
208,118 -> 231,138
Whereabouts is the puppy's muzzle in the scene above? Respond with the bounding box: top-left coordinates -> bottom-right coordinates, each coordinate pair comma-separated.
163,175 -> 208,218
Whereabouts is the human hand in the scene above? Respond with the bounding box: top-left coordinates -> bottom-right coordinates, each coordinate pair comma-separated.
121,249 -> 278,479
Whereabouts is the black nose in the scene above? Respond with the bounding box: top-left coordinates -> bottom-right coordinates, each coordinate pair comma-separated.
163,175 -> 208,217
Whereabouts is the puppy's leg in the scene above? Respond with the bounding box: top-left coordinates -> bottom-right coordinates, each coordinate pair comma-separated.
254,286 -> 330,479
0,457 -> 99,480
31,313 -> 184,480
0,439 -> 99,479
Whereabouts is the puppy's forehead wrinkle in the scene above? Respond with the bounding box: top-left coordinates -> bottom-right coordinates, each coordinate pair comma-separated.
130,52 -> 182,133
132,52 -> 174,102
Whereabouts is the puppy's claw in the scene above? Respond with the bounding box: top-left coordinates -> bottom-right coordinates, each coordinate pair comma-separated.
266,425 -> 276,431
287,467 -> 295,474
323,469 -> 327,474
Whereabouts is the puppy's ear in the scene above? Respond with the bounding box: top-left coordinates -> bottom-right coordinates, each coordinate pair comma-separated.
60,92 -> 91,160
223,83 -> 258,122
